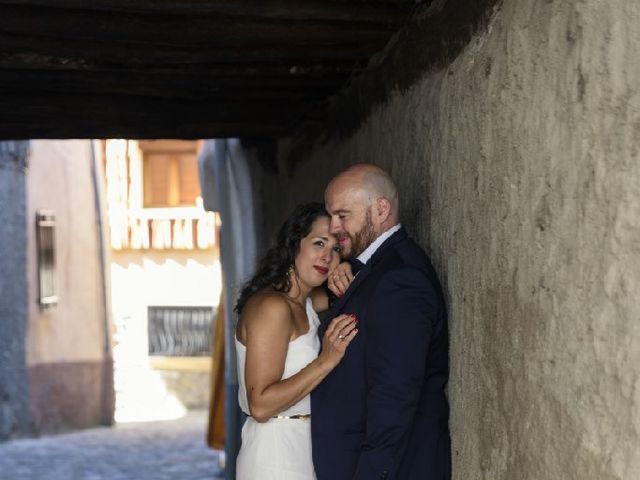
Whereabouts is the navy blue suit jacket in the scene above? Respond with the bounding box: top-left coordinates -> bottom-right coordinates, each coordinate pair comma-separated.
311,227 -> 450,480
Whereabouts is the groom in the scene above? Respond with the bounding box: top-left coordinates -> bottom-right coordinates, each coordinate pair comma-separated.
312,164 -> 451,480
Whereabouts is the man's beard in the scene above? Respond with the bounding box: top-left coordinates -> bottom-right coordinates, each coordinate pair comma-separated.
344,209 -> 377,259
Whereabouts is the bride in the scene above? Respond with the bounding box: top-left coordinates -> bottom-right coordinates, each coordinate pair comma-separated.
234,202 -> 357,479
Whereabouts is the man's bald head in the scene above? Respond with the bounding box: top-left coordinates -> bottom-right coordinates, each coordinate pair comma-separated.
324,163 -> 399,258
326,163 -> 399,218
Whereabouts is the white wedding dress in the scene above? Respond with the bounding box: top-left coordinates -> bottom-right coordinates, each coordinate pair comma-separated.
235,297 -> 320,480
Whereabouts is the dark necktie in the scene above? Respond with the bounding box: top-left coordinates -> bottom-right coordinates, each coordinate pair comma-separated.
348,258 -> 365,275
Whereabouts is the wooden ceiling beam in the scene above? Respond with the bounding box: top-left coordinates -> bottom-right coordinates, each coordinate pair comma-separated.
0,120 -> 288,140
0,0 -> 412,24
0,69 -> 346,97
0,5 -> 398,48
0,33 -> 380,64
0,53 -> 358,77
0,93 -> 307,118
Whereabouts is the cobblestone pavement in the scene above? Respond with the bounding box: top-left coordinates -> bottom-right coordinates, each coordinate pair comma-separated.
0,411 -> 223,480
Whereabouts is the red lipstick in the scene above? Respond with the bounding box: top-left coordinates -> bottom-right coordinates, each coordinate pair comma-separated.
314,266 -> 329,275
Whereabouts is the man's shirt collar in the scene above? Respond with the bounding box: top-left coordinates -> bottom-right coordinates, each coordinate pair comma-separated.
356,223 -> 402,265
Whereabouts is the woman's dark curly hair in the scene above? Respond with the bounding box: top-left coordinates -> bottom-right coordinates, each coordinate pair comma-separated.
235,202 -> 330,314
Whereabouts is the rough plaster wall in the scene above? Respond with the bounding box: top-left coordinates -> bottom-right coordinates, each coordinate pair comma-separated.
261,1 -> 640,478
0,142 -> 32,439
26,140 -> 106,365
23,140 -> 114,433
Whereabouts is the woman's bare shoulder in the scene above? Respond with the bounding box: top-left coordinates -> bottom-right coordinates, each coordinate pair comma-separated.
242,291 -> 293,329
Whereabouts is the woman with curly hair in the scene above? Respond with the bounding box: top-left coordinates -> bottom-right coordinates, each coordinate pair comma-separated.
234,202 -> 357,480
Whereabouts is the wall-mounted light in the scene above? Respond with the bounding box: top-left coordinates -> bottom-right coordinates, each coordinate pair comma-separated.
36,210 -> 57,309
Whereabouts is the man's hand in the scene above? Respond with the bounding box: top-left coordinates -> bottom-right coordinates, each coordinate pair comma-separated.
328,261 -> 354,297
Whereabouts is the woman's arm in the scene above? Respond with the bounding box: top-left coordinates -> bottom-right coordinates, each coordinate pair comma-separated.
242,294 -> 356,422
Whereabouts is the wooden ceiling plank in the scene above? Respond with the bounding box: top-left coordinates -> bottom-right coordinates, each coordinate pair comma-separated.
0,0 -> 412,24
0,93 -> 308,120
0,32 -> 380,64
0,52 -> 358,77
0,5 -> 398,49
0,122 -> 289,140
0,69 -> 347,92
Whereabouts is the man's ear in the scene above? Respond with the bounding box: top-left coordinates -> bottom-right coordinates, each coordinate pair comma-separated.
375,197 -> 391,223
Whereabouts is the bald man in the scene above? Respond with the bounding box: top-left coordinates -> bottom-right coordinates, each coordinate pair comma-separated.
311,164 -> 451,480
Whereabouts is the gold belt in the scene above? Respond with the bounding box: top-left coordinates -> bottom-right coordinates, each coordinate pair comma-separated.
272,414 -> 311,420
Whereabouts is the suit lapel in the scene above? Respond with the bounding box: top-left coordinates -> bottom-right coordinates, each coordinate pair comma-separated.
330,227 -> 407,315
330,261 -> 372,314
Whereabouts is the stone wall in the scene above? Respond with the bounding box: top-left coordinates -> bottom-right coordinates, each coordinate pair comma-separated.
0,142 -> 32,440
154,369 -> 211,410
259,1 -> 640,478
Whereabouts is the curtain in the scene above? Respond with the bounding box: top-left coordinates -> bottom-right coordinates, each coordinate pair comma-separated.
207,289 -> 225,449
199,139 -> 257,480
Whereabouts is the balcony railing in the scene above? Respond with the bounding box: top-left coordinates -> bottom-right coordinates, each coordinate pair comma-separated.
109,205 -> 217,251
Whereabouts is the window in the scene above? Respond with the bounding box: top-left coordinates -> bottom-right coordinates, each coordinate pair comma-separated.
148,306 -> 215,356
36,211 -> 57,308
141,141 -> 201,207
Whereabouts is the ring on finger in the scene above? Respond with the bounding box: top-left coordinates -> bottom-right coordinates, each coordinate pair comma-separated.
338,334 -> 345,340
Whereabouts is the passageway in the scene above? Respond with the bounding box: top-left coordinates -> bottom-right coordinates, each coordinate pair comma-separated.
0,411 -> 222,480
2,1 -> 640,479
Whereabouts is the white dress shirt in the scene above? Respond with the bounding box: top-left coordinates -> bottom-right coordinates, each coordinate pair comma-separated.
356,223 -> 402,266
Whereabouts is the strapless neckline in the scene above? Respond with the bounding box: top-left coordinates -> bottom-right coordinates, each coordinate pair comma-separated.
235,297 -> 318,347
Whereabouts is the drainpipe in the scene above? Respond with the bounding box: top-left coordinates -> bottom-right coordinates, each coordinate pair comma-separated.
90,139 -> 114,425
